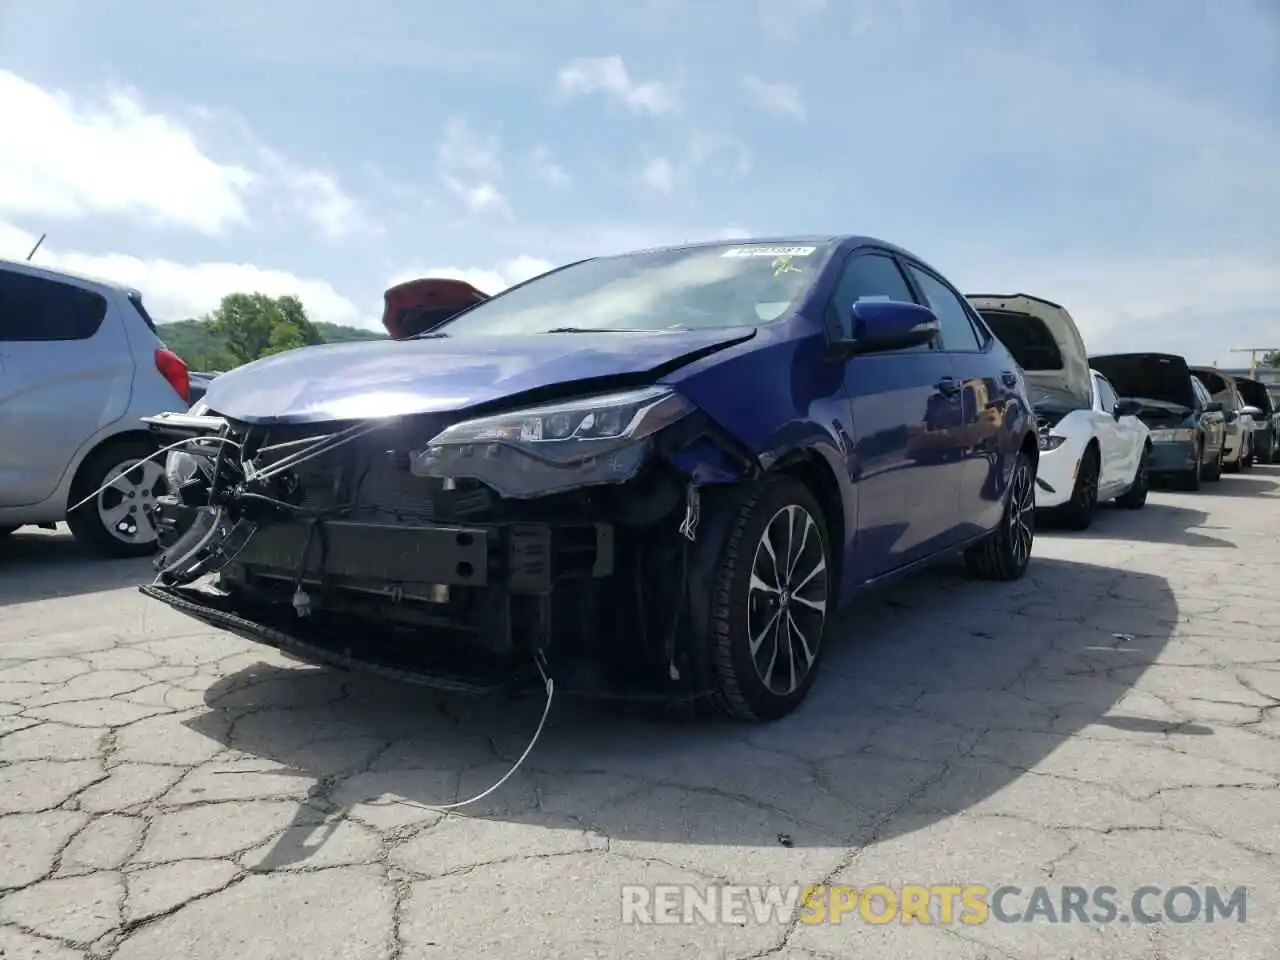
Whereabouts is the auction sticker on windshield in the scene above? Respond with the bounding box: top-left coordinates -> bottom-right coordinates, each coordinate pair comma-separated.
721,245 -> 817,257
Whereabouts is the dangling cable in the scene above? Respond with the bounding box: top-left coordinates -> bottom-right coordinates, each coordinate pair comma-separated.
402,655 -> 554,812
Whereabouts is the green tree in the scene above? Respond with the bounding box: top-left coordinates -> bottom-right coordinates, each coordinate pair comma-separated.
1262,350 -> 1280,369
206,293 -> 324,366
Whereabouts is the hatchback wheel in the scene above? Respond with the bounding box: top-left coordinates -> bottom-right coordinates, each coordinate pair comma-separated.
965,449 -> 1035,581
707,476 -> 832,722
66,439 -> 167,558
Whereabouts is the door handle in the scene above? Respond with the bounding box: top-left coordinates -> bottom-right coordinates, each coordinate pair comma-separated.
1001,370 -> 1019,387
935,377 -> 961,396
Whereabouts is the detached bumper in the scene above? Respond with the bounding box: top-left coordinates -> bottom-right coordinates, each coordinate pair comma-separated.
1148,440 -> 1198,475
1032,443 -> 1080,508
139,582 -> 534,694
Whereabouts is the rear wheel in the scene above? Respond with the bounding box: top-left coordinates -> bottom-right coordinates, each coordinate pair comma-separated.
1115,447 -> 1149,509
1058,446 -> 1099,530
707,476 -> 833,722
965,449 -> 1035,581
65,438 -> 167,558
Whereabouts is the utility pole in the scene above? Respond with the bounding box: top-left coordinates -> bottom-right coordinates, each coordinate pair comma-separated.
1229,348 -> 1280,378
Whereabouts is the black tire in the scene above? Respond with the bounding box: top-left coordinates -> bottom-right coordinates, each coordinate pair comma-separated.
707,475 -> 834,722
1058,445 -> 1099,531
65,437 -> 167,558
1271,434 -> 1280,464
1241,436 -> 1254,471
965,449 -> 1035,582
1223,448 -> 1240,474
1201,443 -> 1222,482
1115,447 -> 1149,509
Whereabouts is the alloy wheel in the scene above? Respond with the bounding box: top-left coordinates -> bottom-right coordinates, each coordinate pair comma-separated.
746,505 -> 828,697
1009,458 -> 1035,567
97,458 -> 165,546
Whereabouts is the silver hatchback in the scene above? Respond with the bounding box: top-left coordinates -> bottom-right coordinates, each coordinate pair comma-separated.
0,258 -> 191,556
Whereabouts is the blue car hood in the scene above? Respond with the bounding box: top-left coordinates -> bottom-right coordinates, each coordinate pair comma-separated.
200,328 -> 757,425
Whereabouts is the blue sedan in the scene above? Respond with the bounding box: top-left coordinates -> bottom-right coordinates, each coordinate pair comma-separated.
142,236 -> 1038,721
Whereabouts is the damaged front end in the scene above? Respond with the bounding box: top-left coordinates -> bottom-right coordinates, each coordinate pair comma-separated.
142,386 -> 758,702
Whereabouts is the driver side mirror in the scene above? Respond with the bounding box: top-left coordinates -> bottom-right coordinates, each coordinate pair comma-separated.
830,300 -> 939,359
1204,400 -> 1224,413
1241,405 -> 1263,418
1113,399 -> 1142,419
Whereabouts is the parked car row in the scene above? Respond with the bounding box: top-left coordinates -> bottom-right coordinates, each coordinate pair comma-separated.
2,237 -> 1274,725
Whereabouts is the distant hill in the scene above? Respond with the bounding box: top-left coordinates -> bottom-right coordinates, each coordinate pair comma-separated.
158,318 -> 385,371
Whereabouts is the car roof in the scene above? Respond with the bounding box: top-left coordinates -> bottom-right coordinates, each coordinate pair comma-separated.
598,234 -> 923,260
0,256 -> 136,297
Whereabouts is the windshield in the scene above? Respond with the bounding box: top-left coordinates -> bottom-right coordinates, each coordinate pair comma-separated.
427,242 -> 832,336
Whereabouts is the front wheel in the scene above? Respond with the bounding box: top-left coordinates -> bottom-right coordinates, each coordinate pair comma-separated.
1201,443 -> 1222,482
707,476 -> 833,722
1241,437 -> 1255,471
1115,447 -> 1149,509
65,438 -> 167,558
965,449 -> 1035,581
1057,445 -> 1099,531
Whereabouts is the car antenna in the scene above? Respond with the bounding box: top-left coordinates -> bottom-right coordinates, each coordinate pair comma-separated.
25,233 -> 46,261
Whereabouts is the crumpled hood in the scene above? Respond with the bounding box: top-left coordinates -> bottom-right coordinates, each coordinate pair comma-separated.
200,328 -> 757,425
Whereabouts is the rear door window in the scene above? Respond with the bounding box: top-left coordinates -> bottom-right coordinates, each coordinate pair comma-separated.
0,270 -> 108,342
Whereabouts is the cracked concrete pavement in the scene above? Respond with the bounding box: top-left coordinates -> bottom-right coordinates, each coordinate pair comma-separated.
1,469 -> 1278,959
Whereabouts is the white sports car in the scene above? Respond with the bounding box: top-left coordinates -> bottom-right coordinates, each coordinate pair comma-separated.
967,294 -> 1150,530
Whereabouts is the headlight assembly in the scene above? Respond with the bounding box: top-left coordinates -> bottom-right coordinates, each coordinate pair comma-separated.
1038,433 -> 1066,451
410,386 -> 695,498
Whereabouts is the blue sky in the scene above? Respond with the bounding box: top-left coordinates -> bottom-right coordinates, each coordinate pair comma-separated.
0,0 -> 1276,364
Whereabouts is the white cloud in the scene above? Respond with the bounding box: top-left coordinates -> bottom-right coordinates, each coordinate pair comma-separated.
256,149 -> 375,240
529,146 -> 571,187
0,70 -> 370,242
436,118 -> 510,216
640,157 -> 676,193
0,220 -> 361,326
557,56 -> 678,115
741,76 -> 806,121
386,255 -> 556,297
757,0 -> 828,41
0,70 -> 254,235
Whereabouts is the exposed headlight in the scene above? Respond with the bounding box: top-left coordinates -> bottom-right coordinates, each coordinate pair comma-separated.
411,386 -> 695,498
164,450 -> 203,489
1038,433 -> 1066,451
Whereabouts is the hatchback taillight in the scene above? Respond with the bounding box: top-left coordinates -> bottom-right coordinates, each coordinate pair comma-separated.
154,349 -> 190,404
